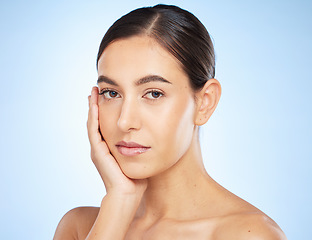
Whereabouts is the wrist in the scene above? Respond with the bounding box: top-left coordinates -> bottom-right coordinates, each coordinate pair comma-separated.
87,188 -> 144,240
103,190 -> 143,206
105,179 -> 147,198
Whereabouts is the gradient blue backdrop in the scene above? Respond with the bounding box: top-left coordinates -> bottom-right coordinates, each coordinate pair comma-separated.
1,0 -> 311,239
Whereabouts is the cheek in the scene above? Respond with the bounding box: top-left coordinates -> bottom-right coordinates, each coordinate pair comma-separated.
151,97 -> 196,160
172,105 -> 195,150
98,104 -> 118,145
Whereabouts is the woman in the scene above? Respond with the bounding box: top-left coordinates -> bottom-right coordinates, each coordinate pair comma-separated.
54,4 -> 287,239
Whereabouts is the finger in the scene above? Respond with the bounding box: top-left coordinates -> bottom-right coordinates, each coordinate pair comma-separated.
91,86 -> 99,105
87,87 -> 102,146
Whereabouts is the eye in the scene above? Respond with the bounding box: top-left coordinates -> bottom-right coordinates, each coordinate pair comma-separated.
99,89 -> 121,99
144,90 -> 164,100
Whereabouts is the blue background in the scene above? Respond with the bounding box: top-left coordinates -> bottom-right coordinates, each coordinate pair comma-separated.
0,0 -> 311,239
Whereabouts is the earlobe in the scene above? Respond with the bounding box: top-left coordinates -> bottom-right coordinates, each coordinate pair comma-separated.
194,79 -> 221,126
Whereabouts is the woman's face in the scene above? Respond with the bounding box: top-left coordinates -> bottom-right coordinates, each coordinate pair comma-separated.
97,36 -> 197,179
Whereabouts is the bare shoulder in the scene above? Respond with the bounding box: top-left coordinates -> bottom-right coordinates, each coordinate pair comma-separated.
215,212 -> 287,240
53,206 -> 100,240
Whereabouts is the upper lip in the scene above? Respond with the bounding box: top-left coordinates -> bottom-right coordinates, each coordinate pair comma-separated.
116,141 -> 150,148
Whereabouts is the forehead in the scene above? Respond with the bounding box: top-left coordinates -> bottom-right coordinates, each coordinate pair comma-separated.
97,36 -> 188,84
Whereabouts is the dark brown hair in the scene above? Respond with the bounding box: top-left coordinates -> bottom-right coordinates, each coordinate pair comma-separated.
97,4 -> 215,91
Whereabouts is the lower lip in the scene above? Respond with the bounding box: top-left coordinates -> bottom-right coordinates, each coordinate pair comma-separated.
116,146 -> 150,156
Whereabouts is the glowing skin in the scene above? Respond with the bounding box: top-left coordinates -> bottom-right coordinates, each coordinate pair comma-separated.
54,35 -> 287,240
97,36 -> 197,179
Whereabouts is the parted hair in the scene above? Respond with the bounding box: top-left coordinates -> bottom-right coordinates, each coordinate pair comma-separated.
97,4 -> 215,91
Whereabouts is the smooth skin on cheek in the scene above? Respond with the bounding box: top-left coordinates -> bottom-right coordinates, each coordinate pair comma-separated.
97,36 -> 198,179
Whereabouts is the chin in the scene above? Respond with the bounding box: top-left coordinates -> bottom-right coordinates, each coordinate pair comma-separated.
121,167 -> 151,180
119,162 -> 156,180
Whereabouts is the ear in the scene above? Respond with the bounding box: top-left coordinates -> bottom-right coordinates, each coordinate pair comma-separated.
194,78 -> 221,126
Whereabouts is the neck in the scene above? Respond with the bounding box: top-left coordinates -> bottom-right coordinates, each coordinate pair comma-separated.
136,131 -> 215,221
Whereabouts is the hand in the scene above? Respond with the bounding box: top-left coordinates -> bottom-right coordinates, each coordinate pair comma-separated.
87,87 -> 147,197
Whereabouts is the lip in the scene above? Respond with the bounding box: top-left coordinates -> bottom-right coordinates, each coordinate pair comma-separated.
116,141 -> 151,157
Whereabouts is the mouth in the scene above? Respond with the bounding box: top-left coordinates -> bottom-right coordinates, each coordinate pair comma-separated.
116,141 -> 151,157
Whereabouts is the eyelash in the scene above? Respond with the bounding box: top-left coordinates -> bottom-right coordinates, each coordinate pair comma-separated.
99,88 -> 164,101
144,90 -> 164,100
99,88 -> 120,99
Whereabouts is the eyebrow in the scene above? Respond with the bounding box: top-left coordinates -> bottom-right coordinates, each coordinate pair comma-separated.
97,75 -> 172,86
97,75 -> 118,86
135,75 -> 172,86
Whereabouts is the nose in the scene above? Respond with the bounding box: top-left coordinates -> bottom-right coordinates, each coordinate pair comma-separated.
117,98 -> 141,132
